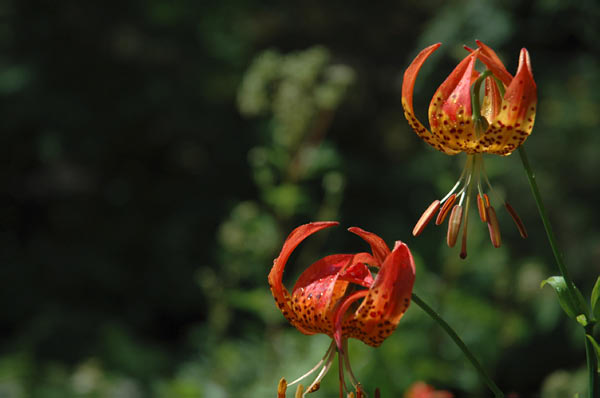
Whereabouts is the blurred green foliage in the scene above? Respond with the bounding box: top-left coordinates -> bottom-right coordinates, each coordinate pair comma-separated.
0,0 -> 599,396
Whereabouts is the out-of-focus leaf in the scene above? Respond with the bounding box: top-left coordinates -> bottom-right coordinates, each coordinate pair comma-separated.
591,276 -> 600,320
541,276 -> 583,320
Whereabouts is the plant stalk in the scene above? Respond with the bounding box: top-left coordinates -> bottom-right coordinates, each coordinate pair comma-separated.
519,145 -> 598,397
585,324 -> 599,398
517,146 -> 580,302
412,293 -> 504,398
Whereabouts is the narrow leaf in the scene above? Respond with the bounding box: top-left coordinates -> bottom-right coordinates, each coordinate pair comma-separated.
591,276 -> 600,320
541,276 -> 580,320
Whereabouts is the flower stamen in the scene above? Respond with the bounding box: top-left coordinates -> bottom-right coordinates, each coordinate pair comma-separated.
302,348 -> 336,397
278,378 -> 287,398
342,339 -> 360,390
288,341 -> 336,388
412,200 -> 440,236
436,193 -> 456,225
486,205 -> 502,248
505,201 -> 528,238
447,205 -> 463,248
476,193 -> 488,222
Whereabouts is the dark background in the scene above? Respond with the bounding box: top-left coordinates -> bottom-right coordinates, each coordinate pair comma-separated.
1,0 -> 599,396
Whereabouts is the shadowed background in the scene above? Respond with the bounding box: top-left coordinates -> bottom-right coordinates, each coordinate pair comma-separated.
0,0 -> 599,396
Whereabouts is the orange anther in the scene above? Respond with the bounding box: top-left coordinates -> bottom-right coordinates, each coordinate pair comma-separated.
436,194 -> 457,225
486,206 -> 502,247
278,378 -> 287,398
306,382 -> 320,393
413,200 -> 441,236
446,205 -> 463,248
295,384 -> 304,398
476,194 -> 487,222
505,202 -> 528,238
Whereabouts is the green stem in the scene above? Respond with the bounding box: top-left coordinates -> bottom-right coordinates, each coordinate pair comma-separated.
519,145 -> 598,397
412,293 -> 504,398
517,146 -> 579,299
585,325 -> 599,398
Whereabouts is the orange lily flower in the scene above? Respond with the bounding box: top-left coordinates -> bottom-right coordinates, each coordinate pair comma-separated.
404,381 -> 453,398
269,221 -> 415,397
402,41 -> 536,258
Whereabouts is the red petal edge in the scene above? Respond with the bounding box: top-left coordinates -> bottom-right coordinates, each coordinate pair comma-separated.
268,221 -> 338,316
347,227 -> 391,266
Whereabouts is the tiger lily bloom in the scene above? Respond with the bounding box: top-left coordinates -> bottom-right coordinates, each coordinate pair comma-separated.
402,41 -> 536,258
269,221 -> 415,397
404,382 -> 453,398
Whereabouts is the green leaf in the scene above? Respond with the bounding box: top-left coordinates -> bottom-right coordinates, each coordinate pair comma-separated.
591,276 -> 600,320
541,276 -> 581,320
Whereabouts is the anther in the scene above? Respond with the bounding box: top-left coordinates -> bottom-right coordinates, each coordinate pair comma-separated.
306,382 -> 320,393
476,194 -> 487,222
436,194 -> 457,225
447,205 -> 463,248
278,378 -> 287,398
375,387 -> 381,398
295,384 -> 304,398
505,201 -> 528,238
355,385 -> 365,398
486,206 -> 502,247
413,200 -> 440,236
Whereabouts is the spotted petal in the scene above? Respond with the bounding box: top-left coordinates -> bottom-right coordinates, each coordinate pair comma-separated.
428,50 -> 479,153
290,253 -> 374,336
401,43 -> 459,155
473,40 -> 513,86
344,241 -> 416,347
347,227 -> 391,266
268,221 -> 338,330
482,48 -> 537,156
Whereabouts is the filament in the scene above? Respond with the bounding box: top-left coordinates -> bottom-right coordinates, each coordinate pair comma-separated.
288,341 -> 336,387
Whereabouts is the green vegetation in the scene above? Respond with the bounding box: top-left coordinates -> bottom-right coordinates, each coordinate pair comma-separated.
1,0 -> 599,396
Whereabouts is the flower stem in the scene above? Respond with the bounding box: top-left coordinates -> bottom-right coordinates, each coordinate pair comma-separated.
585,324 -> 599,398
517,146 -> 579,300
411,292 -> 504,398
518,145 -> 598,397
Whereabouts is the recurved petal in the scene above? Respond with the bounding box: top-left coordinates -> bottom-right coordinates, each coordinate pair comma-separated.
483,48 -> 537,156
268,222 -> 338,329
347,227 -> 391,266
428,50 -> 479,153
349,241 -> 416,347
402,43 -> 441,111
401,44 -> 458,154
474,40 -> 513,86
